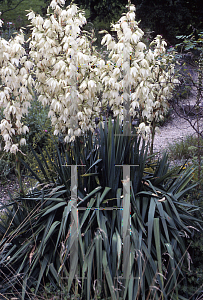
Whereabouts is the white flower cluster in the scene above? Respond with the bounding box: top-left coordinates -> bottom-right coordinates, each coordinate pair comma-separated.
100,4 -> 179,138
28,0 -> 104,143
0,26 -> 33,154
147,35 -> 179,124
0,2 -> 179,154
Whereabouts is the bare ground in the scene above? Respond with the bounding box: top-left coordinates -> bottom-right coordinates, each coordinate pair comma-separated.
0,174 -> 32,203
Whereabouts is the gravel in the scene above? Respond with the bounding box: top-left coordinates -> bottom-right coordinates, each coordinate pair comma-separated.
153,112 -> 199,154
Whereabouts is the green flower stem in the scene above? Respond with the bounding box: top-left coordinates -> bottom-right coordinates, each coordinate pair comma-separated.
16,152 -> 24,196
150,118 -> 156,155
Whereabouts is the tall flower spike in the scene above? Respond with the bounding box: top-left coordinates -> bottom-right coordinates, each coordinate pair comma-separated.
29,2 -> 104,143
0,30 -> 33,153
100,4 -> 178,142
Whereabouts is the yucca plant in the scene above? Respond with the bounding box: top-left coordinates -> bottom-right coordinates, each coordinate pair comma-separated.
0,119 -> 202,300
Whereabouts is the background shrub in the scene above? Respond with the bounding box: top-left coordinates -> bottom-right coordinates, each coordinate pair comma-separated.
24,93 -> 53,151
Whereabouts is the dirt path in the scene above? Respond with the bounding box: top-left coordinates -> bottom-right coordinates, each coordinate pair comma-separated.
153,112 -> 198,154
153,63 -> 202,155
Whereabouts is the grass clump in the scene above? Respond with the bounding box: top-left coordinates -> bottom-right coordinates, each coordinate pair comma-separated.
167,134 -> 203,161
166,134 -> 203,200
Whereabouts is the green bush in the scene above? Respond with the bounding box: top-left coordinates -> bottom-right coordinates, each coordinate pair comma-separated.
23,95 -> 53,151
0,94 -> 54,180
167,134 -> 203,161
19,94 -> 58,180
166,134 -> 203,201
0,119 -> 202,300
165,133 -> 203,299
183,231 -> 203,298
0,156 -> 15,182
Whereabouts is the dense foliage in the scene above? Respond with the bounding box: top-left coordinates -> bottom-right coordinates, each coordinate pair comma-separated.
0,120 -> 202,299
1,0 -> 203,44
67,0 -> 203,44
135,0 -> 203,44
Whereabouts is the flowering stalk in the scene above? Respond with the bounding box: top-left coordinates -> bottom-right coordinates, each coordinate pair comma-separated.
0,13 -> 34,195
0,26 -> 33,153
28,0 -> 105,143
100,5 -> 179,146
148,36 -> 179,154
1,2 -> 180,154
16,152 -> 24,196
